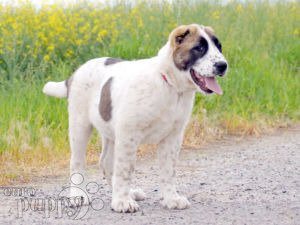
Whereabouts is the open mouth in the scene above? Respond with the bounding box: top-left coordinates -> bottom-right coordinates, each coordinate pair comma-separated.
190,69 -> 223,95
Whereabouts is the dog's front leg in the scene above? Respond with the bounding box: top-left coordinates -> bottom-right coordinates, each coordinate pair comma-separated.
158,132 -> 190,209
111,137 -> 140,213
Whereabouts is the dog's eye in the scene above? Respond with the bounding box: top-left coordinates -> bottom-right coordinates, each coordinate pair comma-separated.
191,37 -> 208,58
193,45 -> 205,53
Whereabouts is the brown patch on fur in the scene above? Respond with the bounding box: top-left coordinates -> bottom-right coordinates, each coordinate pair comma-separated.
65,76 -> 73,98
99,77 -> 113,121
169,24 -> 200,70
104,58 -> 124,66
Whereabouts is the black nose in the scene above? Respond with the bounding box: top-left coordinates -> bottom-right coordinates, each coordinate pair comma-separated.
214,61 -> 227,76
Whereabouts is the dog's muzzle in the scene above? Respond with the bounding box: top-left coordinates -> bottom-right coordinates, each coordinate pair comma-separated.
190,69 -> 223,95
214,61 -> 227,77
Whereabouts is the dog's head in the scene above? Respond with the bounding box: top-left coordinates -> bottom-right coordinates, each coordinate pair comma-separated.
166,24 -> 228,95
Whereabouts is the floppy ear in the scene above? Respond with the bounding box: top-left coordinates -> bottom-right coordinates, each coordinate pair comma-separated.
204,26 -> 215,36
175,29 -> 190,45
169,25 -> 190,47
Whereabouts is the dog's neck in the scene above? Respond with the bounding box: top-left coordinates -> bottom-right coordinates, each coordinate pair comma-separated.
157,42 -> 196,93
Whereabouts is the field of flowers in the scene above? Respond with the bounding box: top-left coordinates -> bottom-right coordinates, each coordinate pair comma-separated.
0,1 -> 299,184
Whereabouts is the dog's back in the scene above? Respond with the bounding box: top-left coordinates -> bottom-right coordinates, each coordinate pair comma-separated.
43,57 -> 108,99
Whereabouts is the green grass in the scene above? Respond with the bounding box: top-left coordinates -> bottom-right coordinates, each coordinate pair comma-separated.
0,1 -> 299,183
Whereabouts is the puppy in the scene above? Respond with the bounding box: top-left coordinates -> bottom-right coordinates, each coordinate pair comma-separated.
43,24 -> 228,213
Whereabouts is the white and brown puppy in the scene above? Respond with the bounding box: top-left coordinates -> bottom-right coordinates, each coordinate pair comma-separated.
43,24 -> 228,213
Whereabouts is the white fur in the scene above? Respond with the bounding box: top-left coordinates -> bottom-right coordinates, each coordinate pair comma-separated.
43,24 -> 227,213
193,30 -> 227,77
43,81 -> 67,98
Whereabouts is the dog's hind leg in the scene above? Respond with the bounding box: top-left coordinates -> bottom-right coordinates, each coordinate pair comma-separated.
68,101 -> 92,204
100,136 -> 146,202
100,137 -> 114,186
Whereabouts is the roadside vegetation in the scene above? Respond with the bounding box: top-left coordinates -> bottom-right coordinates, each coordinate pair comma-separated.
0,0 -> 299,184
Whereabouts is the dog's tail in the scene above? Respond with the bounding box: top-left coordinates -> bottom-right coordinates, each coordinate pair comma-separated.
43,81 -> 67,98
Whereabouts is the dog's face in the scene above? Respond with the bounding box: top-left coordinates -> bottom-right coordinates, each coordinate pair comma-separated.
169,24 -> 228,95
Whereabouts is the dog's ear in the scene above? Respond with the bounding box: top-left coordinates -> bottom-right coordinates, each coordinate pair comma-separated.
169,25 -> 191,47
204,26 -> 215,36
175,28 -> 190,45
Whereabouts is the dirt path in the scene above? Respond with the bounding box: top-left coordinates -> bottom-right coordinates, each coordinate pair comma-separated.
1,127 -> 299,225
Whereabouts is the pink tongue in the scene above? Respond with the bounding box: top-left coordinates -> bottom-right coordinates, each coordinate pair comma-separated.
205,77 -> 223,95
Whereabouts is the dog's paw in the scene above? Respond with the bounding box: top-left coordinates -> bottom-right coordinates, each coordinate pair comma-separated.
161,194 -> 190,210
130,188 -> 146,201
111,196 -> 139,213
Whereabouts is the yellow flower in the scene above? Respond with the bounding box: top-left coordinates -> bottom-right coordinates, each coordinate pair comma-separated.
43,54 -> 50,62
75,39 -> 83,46
47,45 -> 55,52
212,10 -> 220,20
138,18 -> 144,28
65,49 -> 74,58
236,4 -> 243,13
99,30 -> 108,37
97,29 -> 108,42
290,5 -> 297,12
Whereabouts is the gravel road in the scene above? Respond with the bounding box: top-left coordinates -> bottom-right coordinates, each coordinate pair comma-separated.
1,127 -> 299,225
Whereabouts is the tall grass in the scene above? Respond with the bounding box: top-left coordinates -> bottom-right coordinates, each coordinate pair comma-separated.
0,1 -> 299,184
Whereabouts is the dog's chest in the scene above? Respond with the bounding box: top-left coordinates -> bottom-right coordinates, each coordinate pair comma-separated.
141,92 -> 193,144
